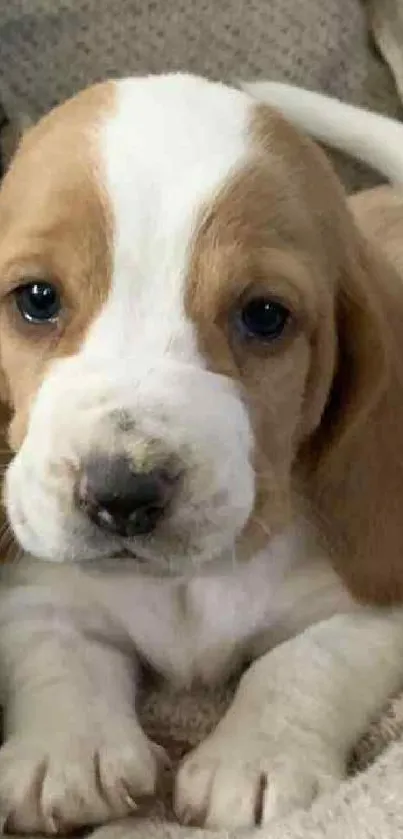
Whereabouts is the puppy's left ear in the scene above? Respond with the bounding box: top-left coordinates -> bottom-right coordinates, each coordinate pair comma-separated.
309,229 -> 391,471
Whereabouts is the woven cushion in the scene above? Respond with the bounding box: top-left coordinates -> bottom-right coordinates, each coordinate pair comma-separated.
0,0 -> 401,189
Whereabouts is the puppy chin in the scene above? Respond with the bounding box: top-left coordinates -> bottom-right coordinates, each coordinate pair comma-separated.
122,523 -> 243,573
8,519 -> 242,573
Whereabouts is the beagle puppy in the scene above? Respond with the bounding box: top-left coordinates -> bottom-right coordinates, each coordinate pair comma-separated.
1,74 -> 403,833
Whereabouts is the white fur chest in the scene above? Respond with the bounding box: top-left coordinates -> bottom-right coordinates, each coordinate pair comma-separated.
92,530 -> 354,687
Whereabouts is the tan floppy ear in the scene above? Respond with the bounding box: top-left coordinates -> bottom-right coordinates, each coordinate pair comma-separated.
250,102 -> 391,473
306,232 -> 391,473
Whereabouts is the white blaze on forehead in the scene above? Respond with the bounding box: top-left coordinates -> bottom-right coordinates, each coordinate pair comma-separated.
82,74 -> 252,362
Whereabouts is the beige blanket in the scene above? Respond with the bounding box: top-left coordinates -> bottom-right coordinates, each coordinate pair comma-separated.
2,0 -> 403,837
103,683 -> 403,838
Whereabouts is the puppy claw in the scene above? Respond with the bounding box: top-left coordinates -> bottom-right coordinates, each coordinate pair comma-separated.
0,725 -> 160,834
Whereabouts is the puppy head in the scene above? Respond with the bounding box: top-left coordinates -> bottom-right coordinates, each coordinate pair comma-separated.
0,74 -> 387,568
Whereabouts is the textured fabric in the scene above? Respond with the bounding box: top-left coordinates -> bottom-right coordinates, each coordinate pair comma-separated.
370,0 -> 403,101
0,0 -> 398,118
0,0 -> 401,188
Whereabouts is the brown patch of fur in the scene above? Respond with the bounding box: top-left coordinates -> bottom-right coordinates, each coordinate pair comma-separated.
0,83 -> 115,450
186,103 -> 403,604
350,186 -> 403,275
317,185 -> 403,603
185,155 -> 335,554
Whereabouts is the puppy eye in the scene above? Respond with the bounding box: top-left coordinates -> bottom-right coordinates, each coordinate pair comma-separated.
236,297 -> 291,342
14,281 -> 61,324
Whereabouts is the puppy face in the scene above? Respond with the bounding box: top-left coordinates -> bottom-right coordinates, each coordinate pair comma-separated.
0,75 -> 383,568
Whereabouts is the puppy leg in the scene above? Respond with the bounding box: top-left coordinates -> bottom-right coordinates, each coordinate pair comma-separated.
0,578 -> 165,834
175,610 -> 403,829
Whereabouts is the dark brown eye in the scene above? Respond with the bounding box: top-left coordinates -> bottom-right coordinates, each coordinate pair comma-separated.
14,281 -> 61,324
237,297 -> 291,341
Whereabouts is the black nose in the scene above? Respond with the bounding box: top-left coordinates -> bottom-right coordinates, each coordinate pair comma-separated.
76,455 -> 177,537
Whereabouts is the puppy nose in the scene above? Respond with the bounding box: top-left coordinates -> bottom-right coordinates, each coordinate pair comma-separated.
76,455 -> 177,537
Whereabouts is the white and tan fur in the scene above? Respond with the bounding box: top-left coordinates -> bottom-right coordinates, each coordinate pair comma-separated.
1,74 -> 403,833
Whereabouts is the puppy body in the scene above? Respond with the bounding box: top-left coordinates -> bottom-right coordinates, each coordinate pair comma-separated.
3,528 -> 401,832
1,76 -> 403,832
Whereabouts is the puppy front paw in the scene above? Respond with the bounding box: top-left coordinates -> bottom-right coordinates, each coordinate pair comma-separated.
0,723 -> 166,834
175,726 -> 343,829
